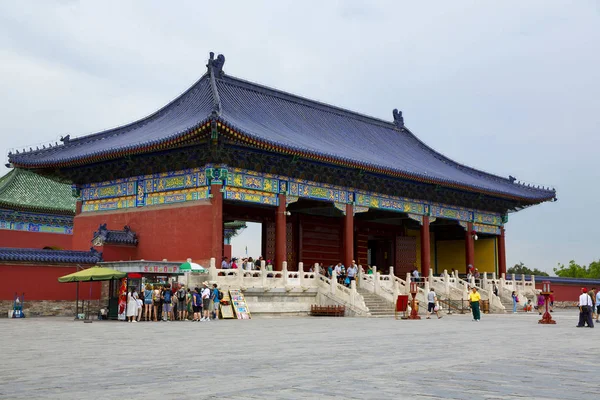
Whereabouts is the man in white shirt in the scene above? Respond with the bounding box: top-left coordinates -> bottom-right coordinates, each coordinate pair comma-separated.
221,257 -> 230,269
201,282 -> 211,321
576,287 -> 594,328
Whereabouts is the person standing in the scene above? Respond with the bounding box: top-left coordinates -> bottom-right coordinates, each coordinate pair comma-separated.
511,291 -> 519,314
211,283 -> 220,320
412,268 -> 420,283
192,287 -> 202,321
589,288 -> 597,320
469,287 -> 481,322
347,262 -> 357,285
595,289 -> 600,323
426,288 -> 442,319
549,291 -> 555,313
536,291 -> 545,315
176,284 -> 187,321
162,284 -> 172,321
577,288 -> 594,328
201,282 -> 211,321
143,284 -> 153,321
126,287 -> 138,323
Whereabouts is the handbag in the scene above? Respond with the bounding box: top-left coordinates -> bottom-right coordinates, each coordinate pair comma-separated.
434,304 -> 439,312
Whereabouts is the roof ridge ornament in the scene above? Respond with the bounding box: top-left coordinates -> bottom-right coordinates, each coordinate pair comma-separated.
392,109 -> 404,130
207,52 -> 224,115
207,52 -> 225,77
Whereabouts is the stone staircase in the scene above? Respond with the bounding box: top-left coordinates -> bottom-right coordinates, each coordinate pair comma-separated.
358,289 -> 395,317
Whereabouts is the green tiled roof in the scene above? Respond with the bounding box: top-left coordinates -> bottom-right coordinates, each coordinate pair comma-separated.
0,169 -> 75,215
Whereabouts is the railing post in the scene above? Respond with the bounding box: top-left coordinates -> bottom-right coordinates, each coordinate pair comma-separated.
531,274 -> 536,288
357,265 -> 363,289
331,270 -> 337,295
282,261 -> 288,286
483,272 -> 488,289
406,272 -> 412,294
443,269 -> 450,296
298,262 -> 304,286
492,272 -> 497,280
261,260 -> 267,288
238,263 -> 244,287
373,266 -> 379,294
314,263 -> 320,276
209,257 -> 217,281
350,279 -> 357,306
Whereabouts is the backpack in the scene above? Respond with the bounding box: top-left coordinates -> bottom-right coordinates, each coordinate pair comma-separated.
177,289 -> 186,301
163,290 -> 171,303
218,290 -> 224,301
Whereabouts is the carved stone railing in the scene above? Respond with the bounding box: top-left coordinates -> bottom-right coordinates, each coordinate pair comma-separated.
195,259 -> 368,315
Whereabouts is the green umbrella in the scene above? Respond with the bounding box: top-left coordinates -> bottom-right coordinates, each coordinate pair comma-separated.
179,262 -> 206,273
58,266 -> 126,282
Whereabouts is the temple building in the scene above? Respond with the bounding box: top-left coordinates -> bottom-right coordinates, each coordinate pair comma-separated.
7,52 -> 556,278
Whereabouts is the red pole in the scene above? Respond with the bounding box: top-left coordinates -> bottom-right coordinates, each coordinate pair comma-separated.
465,222 -> 475,273
421,216 -> 431,278
275,193 -> 287,271
344,204 -> 354,268
498,227 -> 506,277
211,183 -> 223,260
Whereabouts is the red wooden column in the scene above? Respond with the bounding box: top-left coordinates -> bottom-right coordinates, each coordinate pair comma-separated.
465,222 -> 475,273
75,200 -> 82,216
420,216 -> 431,278
343,203 -> 354,268
210,183 -> 223,260
275,193 -> 287,271
498,226 -> 506,277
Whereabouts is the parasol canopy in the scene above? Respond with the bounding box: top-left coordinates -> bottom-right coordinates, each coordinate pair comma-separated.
58,266 -> 126,282
179,261 -> 206,273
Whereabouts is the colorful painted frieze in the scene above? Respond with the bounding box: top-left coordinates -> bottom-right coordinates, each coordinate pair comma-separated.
473,212 -> 503,226
228,171 -> 279,193
145,188 -> 209,206
430,204 -> 473,222
81,182 -> 136,201
224,187 -> 277,206
473,223 -> 501,235
355,192 -> 426,215
82,196 -> 136,212
0,210 -> 73,235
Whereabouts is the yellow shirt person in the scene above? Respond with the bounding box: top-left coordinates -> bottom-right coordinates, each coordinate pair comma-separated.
468,290 -> 481,303
469,288 -> 481,321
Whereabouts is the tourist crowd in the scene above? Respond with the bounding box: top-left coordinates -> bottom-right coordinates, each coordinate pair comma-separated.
125,281 -> 222,322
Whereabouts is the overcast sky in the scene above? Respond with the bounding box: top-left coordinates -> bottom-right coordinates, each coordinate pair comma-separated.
1,1 -> 599,273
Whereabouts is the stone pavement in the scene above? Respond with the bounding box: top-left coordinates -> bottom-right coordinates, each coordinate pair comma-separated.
0,310 -> 596,399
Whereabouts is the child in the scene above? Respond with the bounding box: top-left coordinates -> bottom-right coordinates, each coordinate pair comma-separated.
524,299 -> 533,312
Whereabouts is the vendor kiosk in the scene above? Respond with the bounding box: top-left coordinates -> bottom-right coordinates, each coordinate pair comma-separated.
101,261 -> 184,319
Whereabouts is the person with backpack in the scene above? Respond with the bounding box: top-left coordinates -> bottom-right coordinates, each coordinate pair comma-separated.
211,283 -> 221,320
177,284 -> 187,321
162,284 -> 172,321
192,287 -> 202,321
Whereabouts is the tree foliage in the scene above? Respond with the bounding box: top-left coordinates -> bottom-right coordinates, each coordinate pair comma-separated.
507,262 -> 549,277
553,260 -> 600,279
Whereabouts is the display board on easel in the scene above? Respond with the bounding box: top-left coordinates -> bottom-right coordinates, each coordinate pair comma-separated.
219,290 -> 235,319
229,289 -> 251,319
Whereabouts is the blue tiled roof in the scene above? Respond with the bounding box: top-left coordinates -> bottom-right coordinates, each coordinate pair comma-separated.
8,53 -> 555,203
92,224 -> 138,246
0,247 -> 102,264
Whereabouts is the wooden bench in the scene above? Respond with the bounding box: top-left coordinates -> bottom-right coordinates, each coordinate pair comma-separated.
310,305 -> 345,317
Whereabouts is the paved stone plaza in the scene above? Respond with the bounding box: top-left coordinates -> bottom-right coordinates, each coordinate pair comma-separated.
0,311 -> 596,399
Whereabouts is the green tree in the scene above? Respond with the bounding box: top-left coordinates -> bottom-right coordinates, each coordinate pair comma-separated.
553,260 -> 600,279
507,262 -> 549,276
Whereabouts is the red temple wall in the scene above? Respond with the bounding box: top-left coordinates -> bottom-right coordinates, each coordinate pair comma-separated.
73,201 -> 215,266
0,230 -> 72,250
0,264 -> 101,301
534,282 -> 595,302
100,246 -> 138,262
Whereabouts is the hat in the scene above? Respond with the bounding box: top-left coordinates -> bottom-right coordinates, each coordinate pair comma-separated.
582,288 -> 588,293
202,281 -> 209,286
